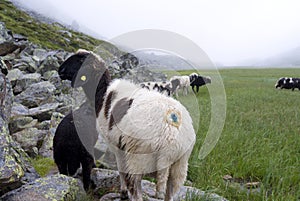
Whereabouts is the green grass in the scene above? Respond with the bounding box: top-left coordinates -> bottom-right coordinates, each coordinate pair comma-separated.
0,0 -> 118,59
30,157 -> 56,177
177,68 -> 300,201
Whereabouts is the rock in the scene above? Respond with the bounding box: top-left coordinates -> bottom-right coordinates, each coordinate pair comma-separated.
9,116 -> 38,133
91,168 -> 120,192
18,54 -> 37,73
28,102 -> 60,122
32,48 -> 48,62
0,174 -> 86,201
14,81 -> 56,108
0,42 -> 20,56
0,22 -> 12,43
13,73 -> 42,94
0,72 -> 13,121
0,111 -> 39,195
11,128 -> 47,157
46,70 -> 66,94
10,103 -> 29,117
6,68 -> 24,88
91,168 -> 228,201
38,128 -> 55,158
35,120 -> 51,130
0,59 -> 9,75
38,54 -> 60,75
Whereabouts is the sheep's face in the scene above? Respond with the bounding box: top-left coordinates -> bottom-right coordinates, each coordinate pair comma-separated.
58,50 -> 107,88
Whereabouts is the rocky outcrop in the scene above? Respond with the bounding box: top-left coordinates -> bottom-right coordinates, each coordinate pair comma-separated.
1,174 -> 85,201
0,71 -> 39,196
91,168 -> 228,201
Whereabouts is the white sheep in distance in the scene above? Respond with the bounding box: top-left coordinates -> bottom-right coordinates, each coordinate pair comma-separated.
59,50 -> 196,201
169,75 -> 190,97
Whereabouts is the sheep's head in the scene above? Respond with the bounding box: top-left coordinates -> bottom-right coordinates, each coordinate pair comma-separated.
204,76 -> 212,84
58,49 -> 108,88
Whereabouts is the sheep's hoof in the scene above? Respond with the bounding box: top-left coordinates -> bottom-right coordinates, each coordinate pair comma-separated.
120,190 -> 129,200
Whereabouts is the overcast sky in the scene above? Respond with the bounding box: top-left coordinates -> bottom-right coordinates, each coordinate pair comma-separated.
14,0 -> 300,66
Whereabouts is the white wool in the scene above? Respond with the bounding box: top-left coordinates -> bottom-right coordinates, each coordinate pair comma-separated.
96,79 -> 195,200
170,75 -> 190,96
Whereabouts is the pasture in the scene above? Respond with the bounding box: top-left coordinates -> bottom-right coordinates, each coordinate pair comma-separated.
177,68 -> 300,201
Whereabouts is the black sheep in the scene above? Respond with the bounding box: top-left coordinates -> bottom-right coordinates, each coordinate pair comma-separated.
53,50 -> 111,190
189,73 -> 211,93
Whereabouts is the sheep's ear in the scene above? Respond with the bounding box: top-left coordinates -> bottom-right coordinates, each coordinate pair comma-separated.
58,53 -> 89,82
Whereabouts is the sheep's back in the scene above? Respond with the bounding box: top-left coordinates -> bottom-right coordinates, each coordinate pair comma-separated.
97,79 -> 196,174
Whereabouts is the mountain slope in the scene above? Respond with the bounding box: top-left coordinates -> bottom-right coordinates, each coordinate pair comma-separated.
0,0 -> 120,59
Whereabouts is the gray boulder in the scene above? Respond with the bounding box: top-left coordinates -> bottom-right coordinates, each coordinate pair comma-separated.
0,174 -> 86,201
10,103 -> 29,117
9,116 -> 37,133
14,81 -> 56,108
6,68 -> 24,88
11,128 -> 47,157
13,73 -> 42,94
38,54 -> 60,75
28,102 -> 60,122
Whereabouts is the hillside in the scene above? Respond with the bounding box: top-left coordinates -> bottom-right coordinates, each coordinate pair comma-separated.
0,0 -> 120,59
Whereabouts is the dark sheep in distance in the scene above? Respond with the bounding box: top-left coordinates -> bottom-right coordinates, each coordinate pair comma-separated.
53,49 -> 111,190
189,73 -> 211,93
275,77 -> 300,91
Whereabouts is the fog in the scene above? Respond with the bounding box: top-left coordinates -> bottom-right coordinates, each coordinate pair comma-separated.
13,0 -> 300,66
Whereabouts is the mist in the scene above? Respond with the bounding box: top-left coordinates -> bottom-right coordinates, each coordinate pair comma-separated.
12,0 -> 300,66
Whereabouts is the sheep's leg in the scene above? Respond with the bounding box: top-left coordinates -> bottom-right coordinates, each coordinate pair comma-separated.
165,150 -> 192,201
57,162 -> 68,175
192,85 -> 195,93
119,172 -> 129,200
81,155 -> 95,190
128,174 -> 143,201
156,168 -> 169,199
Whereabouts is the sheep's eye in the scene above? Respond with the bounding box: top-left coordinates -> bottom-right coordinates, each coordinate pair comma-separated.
81,75 -> 87,81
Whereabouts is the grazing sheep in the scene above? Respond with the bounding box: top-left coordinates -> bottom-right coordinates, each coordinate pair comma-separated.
189,73 -> 211,93
54,49 -> 111,190
169,75 -> 190,97
275,77 -> 300,90
60,50 -> 196,201
140,81 -> 171,96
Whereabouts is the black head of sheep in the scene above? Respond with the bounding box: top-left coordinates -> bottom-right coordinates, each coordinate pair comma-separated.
58,49 -> 111,115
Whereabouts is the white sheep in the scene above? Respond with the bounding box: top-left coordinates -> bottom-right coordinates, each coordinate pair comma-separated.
170,75 -> 190,97
60,50 -> 196,201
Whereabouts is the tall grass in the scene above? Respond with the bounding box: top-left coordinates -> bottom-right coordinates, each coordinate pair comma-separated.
178,68 -> 300,201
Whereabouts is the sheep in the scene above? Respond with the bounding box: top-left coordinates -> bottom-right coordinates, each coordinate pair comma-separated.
53,102 -> 96,191
189,73 -> 211,93
53,49 -> 111,190
169,75 -> 190,97
275,77 -> 300,90
59,49 -> 196,201
140,81 -> 171,96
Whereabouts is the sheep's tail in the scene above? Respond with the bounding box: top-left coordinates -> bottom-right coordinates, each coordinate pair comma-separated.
165,109 -> 182,128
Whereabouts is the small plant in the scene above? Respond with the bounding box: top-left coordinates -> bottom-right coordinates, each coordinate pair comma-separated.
30,156 -> 56,177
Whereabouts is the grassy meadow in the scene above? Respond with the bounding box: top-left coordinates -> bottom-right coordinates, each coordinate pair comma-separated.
177,68 -> 300,201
